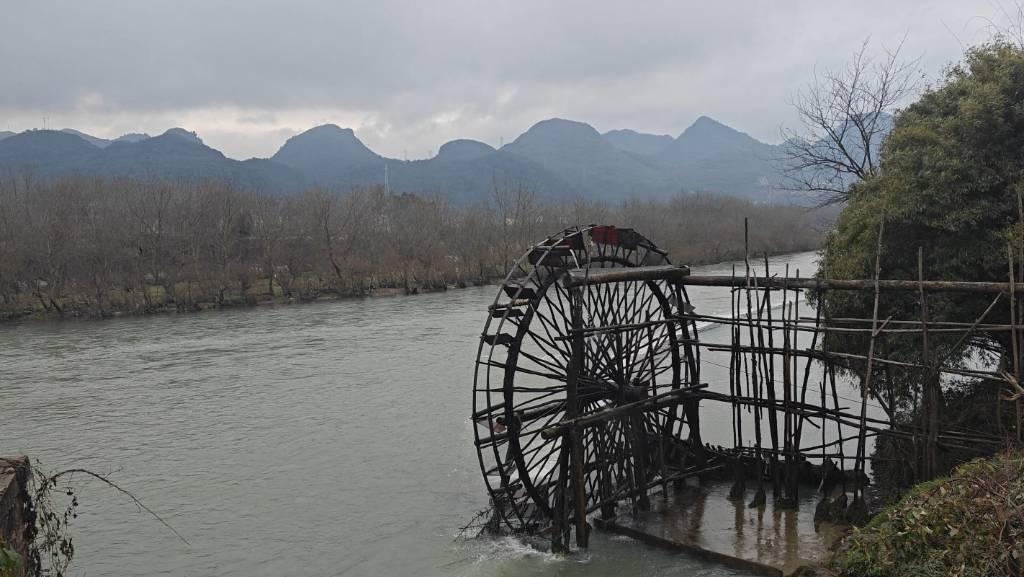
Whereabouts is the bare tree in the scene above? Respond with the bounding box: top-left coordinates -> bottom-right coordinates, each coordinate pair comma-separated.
780,37 -> 922,205
204,181 -> 249,303
491,177 -> 538,275
452,202 -> 497,281
0,175 -> 829,320
124,179 -> 176,298
250,192 -> 286,296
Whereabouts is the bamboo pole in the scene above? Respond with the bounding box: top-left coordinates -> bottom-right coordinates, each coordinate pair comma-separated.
763,253 -> 781,499
781,270 -> 795,506
919,247 -> 936,478
555,312 -> 1021,341
677,276 -> 1013,293
854,219 -> 885,504
1011,245 -> 1021,443
728,266 -> 746,500
700,344 -> 1008,383
745,257 -> 766,507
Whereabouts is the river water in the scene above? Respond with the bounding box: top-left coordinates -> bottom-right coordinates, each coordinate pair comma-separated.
0,251 -> 827,577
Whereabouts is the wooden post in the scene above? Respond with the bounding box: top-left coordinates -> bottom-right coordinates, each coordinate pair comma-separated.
762,254 -> 781,499
648,324 -> 670,499
746,274 -> 766,507
728,269 -> 746,500
793,278 -> 822,503
567,285 -> 589,548
781,280 -> 794,507
596,423 -> 616,520
552,442 -> 570,552
854,219 -> 885,511
1017,192 -> 1024,441
918,247 -> 937,478
1010,245 -> 1021,443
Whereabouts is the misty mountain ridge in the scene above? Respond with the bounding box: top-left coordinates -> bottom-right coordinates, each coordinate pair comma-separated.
0,116 -> 860,204
271,124 -> 383,184
435,139 -> 495,162
603,129 -> 674,156
60,128 -> 154,148
61,128 -> 112,148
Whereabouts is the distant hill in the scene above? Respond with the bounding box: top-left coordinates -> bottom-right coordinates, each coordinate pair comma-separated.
0,131 -> 15,142
113,133 -> 150,144
603,129 -> 673,156
660,116 -> 780,199
435,139 -> 494,162
61,128 -> 111,148
0,129 -> 307,193
57,129 -> 152,148
500,118 -> 673,200
0,116 -> 865,204
0,131 -> 101,170
271,124 -> 383,185
163,127 -> 204,145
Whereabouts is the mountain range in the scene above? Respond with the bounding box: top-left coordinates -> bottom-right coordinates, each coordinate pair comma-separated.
0,116 -> 798,203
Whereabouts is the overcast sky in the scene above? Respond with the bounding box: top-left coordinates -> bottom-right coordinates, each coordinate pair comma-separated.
0,1 -> 1010,159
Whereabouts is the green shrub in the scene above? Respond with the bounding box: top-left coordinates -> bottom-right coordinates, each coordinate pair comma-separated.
0,539 -> 21,577
832,451 -> 1024,577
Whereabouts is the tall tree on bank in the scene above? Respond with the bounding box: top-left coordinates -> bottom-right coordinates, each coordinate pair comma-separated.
821,43 -> 1024,437
781,38 -> 921,206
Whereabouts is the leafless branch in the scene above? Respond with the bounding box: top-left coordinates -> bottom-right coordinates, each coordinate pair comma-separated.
780,36 -> 923,206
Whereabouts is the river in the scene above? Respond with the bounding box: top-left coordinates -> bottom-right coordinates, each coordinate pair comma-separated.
0,251 -> 827,577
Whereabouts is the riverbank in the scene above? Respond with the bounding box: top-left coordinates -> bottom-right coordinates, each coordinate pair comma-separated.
0,247 -> 823,324
831,450 -> 1024,577
0,276 -> 498,323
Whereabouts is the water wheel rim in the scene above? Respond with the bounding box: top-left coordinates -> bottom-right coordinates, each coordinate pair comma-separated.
472,225 -> 701,533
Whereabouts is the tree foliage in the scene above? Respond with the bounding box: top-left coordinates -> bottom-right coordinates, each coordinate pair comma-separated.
821,42 -> 1024,376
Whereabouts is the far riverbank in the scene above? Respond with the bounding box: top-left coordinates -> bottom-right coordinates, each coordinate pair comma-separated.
0,247 -> 822,324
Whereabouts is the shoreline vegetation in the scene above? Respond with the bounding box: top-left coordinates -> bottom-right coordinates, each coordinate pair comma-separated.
831,451 -> 1024,577
0,174 -> 829,322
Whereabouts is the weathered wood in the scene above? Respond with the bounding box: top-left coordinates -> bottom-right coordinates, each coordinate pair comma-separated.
761,254 -> 781,500
475,223 -> 1024,545
0,457 -> 33,571
563,264 -> 690,288
566,285 -> 589,548
1011,245 -> 1022,443
540,384 -> 709,440
919,247 -> 937,479
702,343 -> 1009,383
853,219 -> 884,505
677,275 -> 1013,293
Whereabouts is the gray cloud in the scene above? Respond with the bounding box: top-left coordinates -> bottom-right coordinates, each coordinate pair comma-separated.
0,0 -> 1003,159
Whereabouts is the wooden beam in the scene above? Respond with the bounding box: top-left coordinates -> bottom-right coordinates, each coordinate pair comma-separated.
677,275 -> 1012,293
540,384 -> 709,440
563,265 -> 690,288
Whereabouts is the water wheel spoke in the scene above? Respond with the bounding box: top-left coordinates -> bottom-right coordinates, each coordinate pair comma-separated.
473,226 -> 698,537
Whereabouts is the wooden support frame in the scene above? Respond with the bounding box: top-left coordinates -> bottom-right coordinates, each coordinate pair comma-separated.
474,222 -> 1024,548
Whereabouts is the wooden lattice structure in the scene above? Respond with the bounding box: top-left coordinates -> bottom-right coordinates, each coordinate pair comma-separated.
471,224 -> 1020,551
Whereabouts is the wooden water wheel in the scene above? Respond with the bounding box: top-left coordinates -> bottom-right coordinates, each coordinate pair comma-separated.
472,225 -> 706,549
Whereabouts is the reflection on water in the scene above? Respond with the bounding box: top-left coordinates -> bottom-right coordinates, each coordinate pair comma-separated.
0,251 -> 823,577
617,481 -> 846,575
